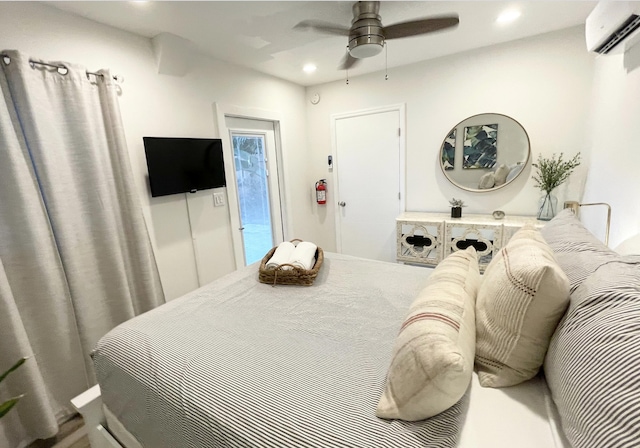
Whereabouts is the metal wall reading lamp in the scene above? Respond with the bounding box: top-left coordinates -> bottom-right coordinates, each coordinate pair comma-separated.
563,201 -> 612,246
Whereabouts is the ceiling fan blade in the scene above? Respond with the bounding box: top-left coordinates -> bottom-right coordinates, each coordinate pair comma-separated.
339,53 -> 360,70
383,15 -> 459,40
293,20 -> 351,36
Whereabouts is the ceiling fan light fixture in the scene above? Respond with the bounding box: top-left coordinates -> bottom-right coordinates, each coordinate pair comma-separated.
303,63 -> 317,73
496,9 -> 521,24
294,1 -> 460,69
349,34 -> 385,58
349,42 -> 384,58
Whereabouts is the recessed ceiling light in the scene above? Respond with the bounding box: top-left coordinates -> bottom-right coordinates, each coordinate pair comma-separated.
303,64 -> 317,73
496,10 -> 521,24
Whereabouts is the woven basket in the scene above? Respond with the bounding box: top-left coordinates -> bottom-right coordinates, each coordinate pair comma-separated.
258,240 -> 323,286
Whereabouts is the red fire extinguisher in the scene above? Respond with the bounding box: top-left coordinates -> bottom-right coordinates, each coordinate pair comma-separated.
315,179 -> 327,205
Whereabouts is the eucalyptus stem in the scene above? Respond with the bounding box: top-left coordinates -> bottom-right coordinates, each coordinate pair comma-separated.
532,152 -> 581,194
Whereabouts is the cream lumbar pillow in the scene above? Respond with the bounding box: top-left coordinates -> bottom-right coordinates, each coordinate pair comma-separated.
376,247 -> 480,421
475,226 -> 570,388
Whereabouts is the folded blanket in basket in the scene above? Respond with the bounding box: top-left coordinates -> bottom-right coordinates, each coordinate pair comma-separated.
266,241 -> 296,270
288,241 -> 317,270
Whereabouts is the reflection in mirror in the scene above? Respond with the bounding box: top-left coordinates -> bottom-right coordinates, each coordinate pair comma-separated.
439,113 -> 530,192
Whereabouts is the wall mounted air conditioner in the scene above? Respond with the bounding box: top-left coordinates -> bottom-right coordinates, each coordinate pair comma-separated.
586,1 -> 640,54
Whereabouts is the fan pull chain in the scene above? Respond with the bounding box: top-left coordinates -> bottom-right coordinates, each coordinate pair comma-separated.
385,42 -> 389,81
345,45 -> 350,85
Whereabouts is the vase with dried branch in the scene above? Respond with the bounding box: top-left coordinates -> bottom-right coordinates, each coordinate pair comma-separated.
532,152 -> 581,220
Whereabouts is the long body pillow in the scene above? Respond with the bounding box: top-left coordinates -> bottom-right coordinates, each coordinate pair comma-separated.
377,247 -> 480,421
545,259 -> 640,448
540,209 -> 617,292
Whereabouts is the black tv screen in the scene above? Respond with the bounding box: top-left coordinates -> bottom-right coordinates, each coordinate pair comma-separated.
143,137 -> 226,197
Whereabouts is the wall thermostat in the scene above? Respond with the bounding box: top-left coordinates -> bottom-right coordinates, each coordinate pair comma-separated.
310,93 -> 320,105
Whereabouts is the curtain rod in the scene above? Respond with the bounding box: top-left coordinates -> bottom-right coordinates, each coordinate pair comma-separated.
1,54 -> 124,84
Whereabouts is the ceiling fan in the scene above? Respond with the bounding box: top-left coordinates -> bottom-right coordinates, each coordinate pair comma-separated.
295,1 -> 459,70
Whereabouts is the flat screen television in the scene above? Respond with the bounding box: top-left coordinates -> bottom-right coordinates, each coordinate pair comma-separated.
143,137 -> 226,197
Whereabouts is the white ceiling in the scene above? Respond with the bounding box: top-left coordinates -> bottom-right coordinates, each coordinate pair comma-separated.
48,1 -> 597,86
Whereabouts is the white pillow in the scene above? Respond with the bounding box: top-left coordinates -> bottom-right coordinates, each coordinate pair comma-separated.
377,247 -> 480,421
475,226 -> 570,388
478,172 -> 495,189
505,163 -> 524,183
493,164 -> 510,186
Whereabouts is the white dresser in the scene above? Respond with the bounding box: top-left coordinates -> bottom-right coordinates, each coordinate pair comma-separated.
396,212 -> 544,271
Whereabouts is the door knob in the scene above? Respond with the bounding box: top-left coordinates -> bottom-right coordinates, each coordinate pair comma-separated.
338,201 -> 346,207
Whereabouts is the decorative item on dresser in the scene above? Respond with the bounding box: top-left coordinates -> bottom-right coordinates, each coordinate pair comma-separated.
396,212 -> 544,272
532,152 -> 581,220
449,198 -> 465,218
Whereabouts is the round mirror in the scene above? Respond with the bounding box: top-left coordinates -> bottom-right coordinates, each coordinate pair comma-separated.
439,113 -> 530,192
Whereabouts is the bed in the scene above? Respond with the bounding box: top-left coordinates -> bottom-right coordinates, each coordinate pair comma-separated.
91,253 -> 465,448
78,211 -> 640,448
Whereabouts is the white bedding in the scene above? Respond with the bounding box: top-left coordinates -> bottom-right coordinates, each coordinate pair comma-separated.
459,373 -> 569,448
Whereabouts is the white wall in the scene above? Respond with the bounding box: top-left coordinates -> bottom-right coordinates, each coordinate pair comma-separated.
3,0 -> 632,299
305,27 -> 595,252
0,2 -> 310,299
581,44 -> 640,248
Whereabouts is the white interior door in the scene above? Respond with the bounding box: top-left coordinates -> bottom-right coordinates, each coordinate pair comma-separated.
333,106 -> 404,262
226,117 -> 284,266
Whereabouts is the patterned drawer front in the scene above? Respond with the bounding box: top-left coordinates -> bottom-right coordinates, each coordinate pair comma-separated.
445,223 -> 503,271
396,213 -> 541,270
397,221 -> 443,266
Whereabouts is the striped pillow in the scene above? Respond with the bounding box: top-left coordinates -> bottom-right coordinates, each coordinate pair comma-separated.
541,209 -> 617,292
544,258 -> 640,448
475,226 -> 570,387
376,247 -> 480,421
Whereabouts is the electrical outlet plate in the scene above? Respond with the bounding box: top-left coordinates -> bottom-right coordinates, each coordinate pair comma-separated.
213,192 -> 225,207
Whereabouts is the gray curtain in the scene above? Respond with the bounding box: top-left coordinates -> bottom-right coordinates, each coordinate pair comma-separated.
0,50 -> 164,447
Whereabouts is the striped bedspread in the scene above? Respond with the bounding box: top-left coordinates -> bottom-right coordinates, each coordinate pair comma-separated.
93,253 -> 468,447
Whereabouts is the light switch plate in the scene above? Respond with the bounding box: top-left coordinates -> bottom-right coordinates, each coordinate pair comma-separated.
213,192 -> 225,207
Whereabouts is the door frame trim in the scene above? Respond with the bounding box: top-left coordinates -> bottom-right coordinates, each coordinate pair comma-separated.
330,103 -> 406,254
213,103 -> 291,269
